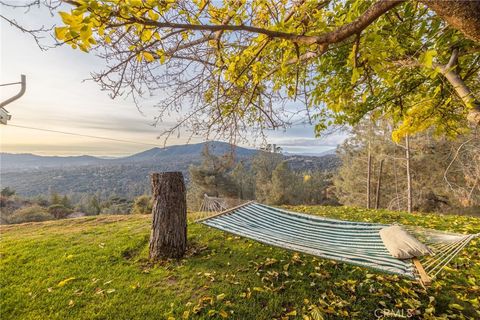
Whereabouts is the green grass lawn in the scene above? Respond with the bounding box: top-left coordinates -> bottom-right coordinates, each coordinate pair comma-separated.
1,207 -> 479,319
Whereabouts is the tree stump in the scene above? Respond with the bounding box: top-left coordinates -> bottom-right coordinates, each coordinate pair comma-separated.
149,172 -> 187,260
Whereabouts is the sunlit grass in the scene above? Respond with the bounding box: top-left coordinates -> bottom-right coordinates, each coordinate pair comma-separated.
1,207 -> 479,319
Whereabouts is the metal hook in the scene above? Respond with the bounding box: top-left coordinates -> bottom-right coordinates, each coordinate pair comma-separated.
1,74 -> 26,124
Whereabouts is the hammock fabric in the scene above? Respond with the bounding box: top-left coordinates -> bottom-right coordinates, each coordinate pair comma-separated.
197,199 -> 478,284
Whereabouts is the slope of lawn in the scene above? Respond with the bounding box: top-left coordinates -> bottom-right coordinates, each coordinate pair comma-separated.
1,206 -> 479,320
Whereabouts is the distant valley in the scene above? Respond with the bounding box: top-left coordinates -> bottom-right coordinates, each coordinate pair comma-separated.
0,141 -> 339,197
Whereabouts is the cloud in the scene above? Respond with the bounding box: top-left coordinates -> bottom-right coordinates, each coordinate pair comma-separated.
274,135 -> 348,147
1,6 -> 349,157
69,115 -> 174,134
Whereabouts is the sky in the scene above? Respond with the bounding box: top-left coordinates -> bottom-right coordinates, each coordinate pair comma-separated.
0,3 -> 347,157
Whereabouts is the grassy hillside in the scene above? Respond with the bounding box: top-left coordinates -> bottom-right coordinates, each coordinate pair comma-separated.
1,207 -> 479,319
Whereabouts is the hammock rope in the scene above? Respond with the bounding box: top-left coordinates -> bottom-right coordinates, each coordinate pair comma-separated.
197,195 -> 479,284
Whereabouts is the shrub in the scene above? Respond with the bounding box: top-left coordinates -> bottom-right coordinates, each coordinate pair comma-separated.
1,187 -> 15,197
131,195 -> 153,214
47,204 -> 73,219
8,205 -> 54,224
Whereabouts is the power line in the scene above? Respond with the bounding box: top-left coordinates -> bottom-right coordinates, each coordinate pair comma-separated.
6,124 -> 163,147
0,81 -> 22,87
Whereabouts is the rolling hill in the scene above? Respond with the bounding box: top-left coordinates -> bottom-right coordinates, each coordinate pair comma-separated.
0,141 -> 257,171
0,141 -> 339,197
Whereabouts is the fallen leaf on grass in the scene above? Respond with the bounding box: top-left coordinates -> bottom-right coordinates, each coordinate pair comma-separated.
310,306 -> 325,320
448,303 -> 464,311
286,310 -> 297,316
218,310 -> 229,318
57,277 -> 76,287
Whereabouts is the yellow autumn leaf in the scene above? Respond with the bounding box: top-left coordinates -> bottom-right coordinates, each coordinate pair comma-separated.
148,10 -> 160,21
54,27 -> 68,40
448,303 -> 464,311
57,277 -> 76,287
218,310 -> 228,318
286,310 -> 297,316
310,306 -> 324,320
58,11 -> 73,24
207,309 -> 216,316
143,52 -> 154,62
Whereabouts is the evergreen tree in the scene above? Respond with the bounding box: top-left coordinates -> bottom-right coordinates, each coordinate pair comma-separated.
88,196 -> 101,215
252,151 -> 282,203
50,192 -> 62,205
189,145 -> 238,199
269,161 -> 297,205
301,171 -> 335,205
61,195 -> 72,209
231,161 -> 255,200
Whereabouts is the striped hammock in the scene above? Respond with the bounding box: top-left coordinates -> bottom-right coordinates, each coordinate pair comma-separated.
197,197 -> 479,285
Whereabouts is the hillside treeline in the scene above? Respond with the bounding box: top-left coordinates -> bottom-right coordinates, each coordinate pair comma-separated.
334,120 -> 479,215
2,119 -> 478,224
188,147 -> 338,210
188,120 -> 479,216
0,188 -> 152,224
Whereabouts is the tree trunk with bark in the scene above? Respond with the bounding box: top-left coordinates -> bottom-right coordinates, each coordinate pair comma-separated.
405,135 -> 413,213
435,49 -> 480,126
421,0 -> 480,43
367,143 -> 372,209
149,172 -> 187,260
375,159 -> 384,210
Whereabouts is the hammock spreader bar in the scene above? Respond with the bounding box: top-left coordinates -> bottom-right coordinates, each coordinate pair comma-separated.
197,200 -> 478,285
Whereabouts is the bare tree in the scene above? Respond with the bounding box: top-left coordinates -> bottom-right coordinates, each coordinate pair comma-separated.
1,0 -> 479,146
443,132 -> 480,207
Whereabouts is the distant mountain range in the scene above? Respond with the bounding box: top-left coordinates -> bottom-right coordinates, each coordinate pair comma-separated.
0,141 -> 256,171
283,148 -> 336,157
0,141 -> 339,197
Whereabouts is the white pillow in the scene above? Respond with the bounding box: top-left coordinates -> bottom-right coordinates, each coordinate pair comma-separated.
380,225 -> 432,259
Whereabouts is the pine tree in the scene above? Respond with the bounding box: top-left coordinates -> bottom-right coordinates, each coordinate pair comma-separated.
88,196 -> 101,215
189,144 -> 238,201
61,195 -> 72,209
231,161 -> 254,200
269,161 -> 297,205
252,151 -> 282,203
50,192 -> 62,205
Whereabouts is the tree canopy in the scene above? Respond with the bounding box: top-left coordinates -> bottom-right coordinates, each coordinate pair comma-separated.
4,0 -> 480,142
